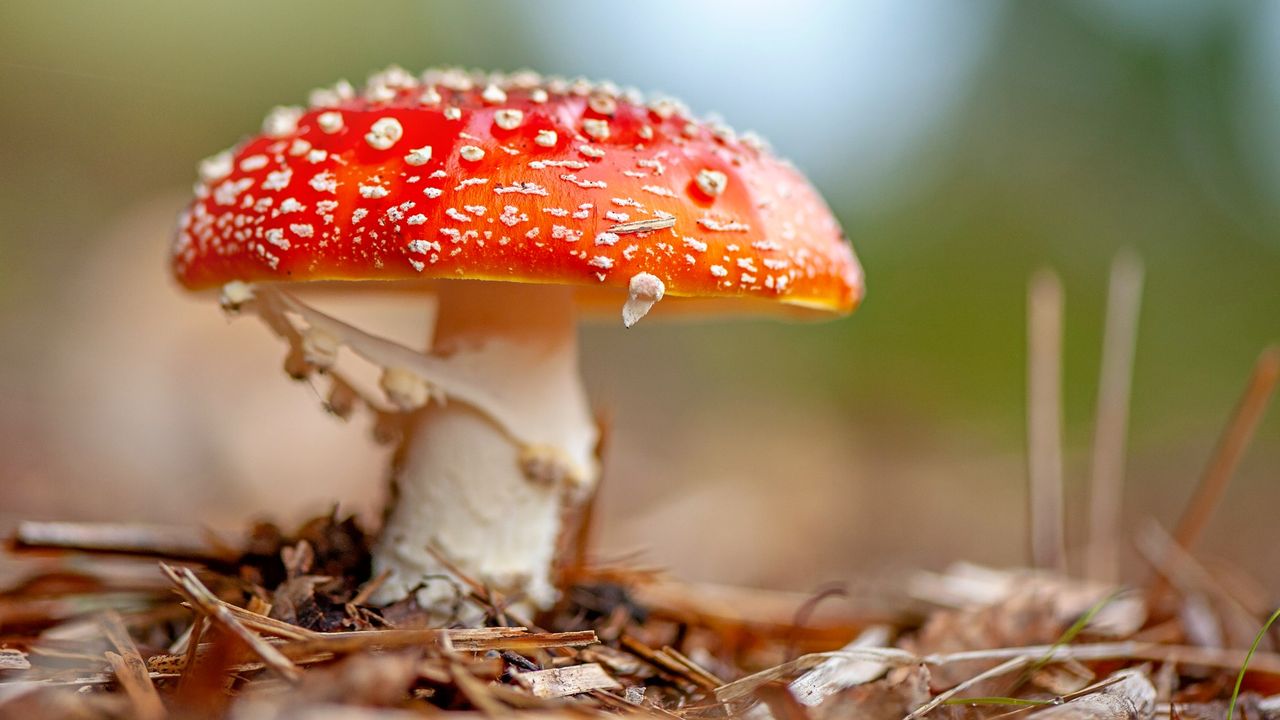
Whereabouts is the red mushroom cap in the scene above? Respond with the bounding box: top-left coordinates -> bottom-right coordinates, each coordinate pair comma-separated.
173,68 -> 864,316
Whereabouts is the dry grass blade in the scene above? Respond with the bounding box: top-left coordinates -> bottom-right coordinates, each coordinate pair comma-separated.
515,663 -> 622,698
1134,520 -> 1262,648
159,563 -> 302,682
755,681 -> 814,720
717,638 -> 1280,708
789,625 -> 892,706
1086,250 -> 1144,584
100,610 -> 167,720
1028,269 -> 1067,574
939,642 -> 1280,675
716,649 -> 918,703
1172,346 -> 1279,552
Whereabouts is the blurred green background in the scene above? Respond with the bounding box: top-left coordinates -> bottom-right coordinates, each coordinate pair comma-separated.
1,1 -> 1277,589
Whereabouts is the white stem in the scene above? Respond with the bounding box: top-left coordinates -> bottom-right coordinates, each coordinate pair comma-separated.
233,281 -> 598,616
367,282 -> 598,614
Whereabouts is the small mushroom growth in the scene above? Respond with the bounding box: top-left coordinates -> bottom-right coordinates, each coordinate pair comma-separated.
173,67 -> 864,616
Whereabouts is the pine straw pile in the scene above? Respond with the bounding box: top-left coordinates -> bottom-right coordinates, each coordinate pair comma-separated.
0,511 -> 1278,720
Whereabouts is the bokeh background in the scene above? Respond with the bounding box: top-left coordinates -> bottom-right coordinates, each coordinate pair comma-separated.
2,1 -> 1277,591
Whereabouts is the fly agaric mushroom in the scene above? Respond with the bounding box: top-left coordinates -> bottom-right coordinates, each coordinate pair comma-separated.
172,67 -> 863,615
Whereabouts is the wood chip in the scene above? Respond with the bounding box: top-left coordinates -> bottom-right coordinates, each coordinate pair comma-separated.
0,649 -> 30,671
515,663 -> 621,698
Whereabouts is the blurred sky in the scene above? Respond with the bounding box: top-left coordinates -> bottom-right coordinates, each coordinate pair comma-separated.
1,1 -> 1277,589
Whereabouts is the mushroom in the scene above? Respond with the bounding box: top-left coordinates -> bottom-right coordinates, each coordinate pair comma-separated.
172,67 -> 864,616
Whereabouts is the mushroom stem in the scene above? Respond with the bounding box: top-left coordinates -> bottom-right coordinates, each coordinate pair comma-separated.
368,282 -> 598,614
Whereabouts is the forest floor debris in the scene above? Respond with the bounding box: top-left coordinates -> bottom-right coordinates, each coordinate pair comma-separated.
2,512 -> 1279,719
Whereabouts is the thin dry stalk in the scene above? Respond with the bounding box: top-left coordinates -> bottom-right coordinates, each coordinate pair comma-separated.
1172,346 -> 1279,552
425,544 -> 539,630
14,521 -> 236,562
1134,520 -> 1263,648
716,641 -> 1280,706
661,645 -> 725,689
175,615 -> 206,695
906,655 -> 1030,720
1028,269 -> 1067,574
100,610 -> 166,720
1086,251 -> 1144,584
620,634 -> 708,688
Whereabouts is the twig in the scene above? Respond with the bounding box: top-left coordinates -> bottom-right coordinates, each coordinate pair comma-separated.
1086,250 -> 1144,583
662,645 -> 725,690
13,521 -> 236,562
620,634 -> 712,688
1028,269 -> 1067,574
1172,346 -> 1279,551
424,544 -> 538,630
202,601 -> 319,641
159,563 -> 302,683
349,569 -> 391,607
148,627 -> 597,672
